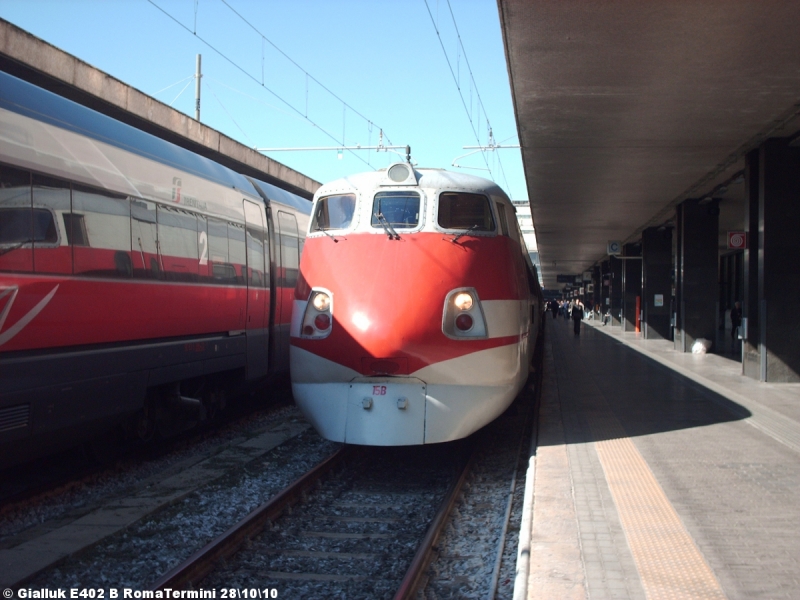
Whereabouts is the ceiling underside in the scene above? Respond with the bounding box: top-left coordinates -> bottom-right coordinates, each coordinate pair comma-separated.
497,0 -> 800,289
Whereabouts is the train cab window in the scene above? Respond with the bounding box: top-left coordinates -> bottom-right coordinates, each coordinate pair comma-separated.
496,202 -> 510,237
157,204 -> 199,282
73,185 -> 131,278
131,199 -> 159,279
311,194 -> 355,231
438,192 -> 495,232
63,213 -> 89,246
0,166 -> 33,273
371,191 -> 420,228
32,175 -> 70,274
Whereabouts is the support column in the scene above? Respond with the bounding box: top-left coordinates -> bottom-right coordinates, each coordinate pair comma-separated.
609,255 -> 623,326
674,198 -> 719,352
642,227 -> 672,340
748,138 -> 800,382
600,260 -> 611,319
622,242 -> 642,331
742,150 -> 760,378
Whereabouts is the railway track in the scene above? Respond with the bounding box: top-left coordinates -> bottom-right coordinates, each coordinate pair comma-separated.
148,442 -> 476,598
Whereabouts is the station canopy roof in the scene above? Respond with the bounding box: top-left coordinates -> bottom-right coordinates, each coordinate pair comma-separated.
497,0 -> 800,290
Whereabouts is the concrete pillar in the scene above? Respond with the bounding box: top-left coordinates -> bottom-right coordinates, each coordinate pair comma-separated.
743,138 -> 800,382
641,226 -> 672,340
591,265 -> 602,314
622,242 -> 642,331
610,254 -> 623,326
742,149 -> 760,379
600,260 -> 611,317
674,198 -> 719,352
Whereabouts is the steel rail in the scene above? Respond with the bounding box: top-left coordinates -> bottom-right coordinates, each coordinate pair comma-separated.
148,445 -> 352,591
393,443 -> 478,600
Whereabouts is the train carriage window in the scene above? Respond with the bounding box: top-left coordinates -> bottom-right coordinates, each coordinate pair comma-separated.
278,211 -> 299,288
157,204 -> 199,282
371,191 -> 420,228
438,192 -> 495,232
131,200 -> 159,278
31,175 -> 70,275
311,194 -> 355,231
207,217 -> 232,284
72,184 -> 132,278
496,202 -> 510,237
228,222 -> 247,286
243,201 -> 267,288
0,166 -> 33,273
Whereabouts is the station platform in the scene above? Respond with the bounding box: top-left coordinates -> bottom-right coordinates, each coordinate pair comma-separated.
516,316 -> 800,600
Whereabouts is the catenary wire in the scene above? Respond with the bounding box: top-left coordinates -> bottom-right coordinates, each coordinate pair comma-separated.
146,0 -> 381,169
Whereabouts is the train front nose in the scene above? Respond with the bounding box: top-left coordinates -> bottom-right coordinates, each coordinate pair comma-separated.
331,278 -> 444,376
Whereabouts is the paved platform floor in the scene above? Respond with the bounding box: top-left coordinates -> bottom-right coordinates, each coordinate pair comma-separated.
518,316 -> 800,600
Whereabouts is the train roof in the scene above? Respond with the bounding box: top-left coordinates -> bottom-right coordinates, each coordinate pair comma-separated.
315,165 -> 509,200
248,177 -> 311,214
0,70 -> 260,196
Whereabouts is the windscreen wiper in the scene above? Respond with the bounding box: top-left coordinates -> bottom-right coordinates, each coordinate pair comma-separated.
0,239 -> 34,257
450,224 -> 479,244
374,213 -> 400,240
315,227 -> 339,243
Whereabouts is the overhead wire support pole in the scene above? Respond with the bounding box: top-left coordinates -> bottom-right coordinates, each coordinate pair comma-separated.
195,54 -> 202,121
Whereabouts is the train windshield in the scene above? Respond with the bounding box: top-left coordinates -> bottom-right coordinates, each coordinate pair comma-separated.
437,192 -> 495,231
371,191 -> 420,228
311,194 -> 356,231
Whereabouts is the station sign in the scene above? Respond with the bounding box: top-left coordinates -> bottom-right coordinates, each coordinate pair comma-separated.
727,231 -> 747,249
556,274 -> 574,283
607,240 -> 622,255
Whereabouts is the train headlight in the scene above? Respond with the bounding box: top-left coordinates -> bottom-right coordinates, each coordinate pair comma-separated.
300,288 -> 334,339
442,288 -> 487,339
313,292 -> 331,311
453,292 -> 473,311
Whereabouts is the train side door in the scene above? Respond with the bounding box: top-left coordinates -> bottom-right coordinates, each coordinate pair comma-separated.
274,211 -> 299,373
243,200 -> 269,380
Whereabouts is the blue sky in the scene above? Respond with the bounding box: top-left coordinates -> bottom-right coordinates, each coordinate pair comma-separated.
1,0 -> 527,200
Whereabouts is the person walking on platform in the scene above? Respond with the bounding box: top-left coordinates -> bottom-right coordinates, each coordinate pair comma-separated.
549,299 -> 559,319
571,299 -> 584,335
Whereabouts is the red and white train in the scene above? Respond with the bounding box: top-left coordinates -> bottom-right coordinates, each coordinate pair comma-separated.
0,70 -> 310,467
290,163 -> 542,445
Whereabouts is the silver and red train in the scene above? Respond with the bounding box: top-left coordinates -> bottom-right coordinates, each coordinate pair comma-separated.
290,162 -> 543,445
0,71 -> 309,467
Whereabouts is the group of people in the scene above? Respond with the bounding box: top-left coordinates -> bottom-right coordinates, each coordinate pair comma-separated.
547,299 -> 585,335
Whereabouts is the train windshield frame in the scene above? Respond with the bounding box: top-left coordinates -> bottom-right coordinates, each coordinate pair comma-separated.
370,191 -> 421,229
437,192 -> 496,232
311,193 -> 356,231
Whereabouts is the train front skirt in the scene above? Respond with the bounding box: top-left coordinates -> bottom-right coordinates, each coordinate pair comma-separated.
290,345 -> 522,445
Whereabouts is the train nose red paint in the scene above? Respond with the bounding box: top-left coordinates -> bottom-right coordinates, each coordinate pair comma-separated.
293,232 -> 523,377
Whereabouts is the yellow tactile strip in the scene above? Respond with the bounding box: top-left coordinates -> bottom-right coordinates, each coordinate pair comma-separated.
591,414 -> 727,600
